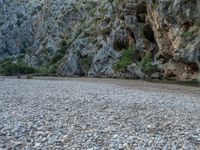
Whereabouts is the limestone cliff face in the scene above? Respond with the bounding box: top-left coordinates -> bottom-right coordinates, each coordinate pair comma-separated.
147,0 -> 200,80
0,0 -> 200,81
0,0 -> 95,65
0,0 -> 39,60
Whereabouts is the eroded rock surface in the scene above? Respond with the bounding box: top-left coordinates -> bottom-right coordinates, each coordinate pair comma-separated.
0,0 -> 200,81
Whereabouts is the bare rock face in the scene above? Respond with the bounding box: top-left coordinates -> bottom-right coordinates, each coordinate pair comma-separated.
0,0 -> 200,81
0,0 -> 94,66
147,0 -> 200,80
58,0 -> 200,81
0,0 -> 39,60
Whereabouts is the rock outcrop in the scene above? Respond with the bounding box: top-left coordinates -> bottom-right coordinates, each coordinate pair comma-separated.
0,0 -> 95,65
0,0 -> 200,81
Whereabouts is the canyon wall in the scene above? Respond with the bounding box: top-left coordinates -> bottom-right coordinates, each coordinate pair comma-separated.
0,0 -> 199,81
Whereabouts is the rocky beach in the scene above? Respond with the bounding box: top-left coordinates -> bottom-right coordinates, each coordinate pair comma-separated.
0,78 -> 200,149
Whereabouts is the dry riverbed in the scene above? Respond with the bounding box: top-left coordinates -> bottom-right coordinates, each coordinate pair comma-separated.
0,77 -> 200,149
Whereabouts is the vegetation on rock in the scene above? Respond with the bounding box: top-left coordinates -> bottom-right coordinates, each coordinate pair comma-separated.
0,0 -> 199,81
140,53 -> 157,76
79,56 -> 93,75
114,44 -> 136,71
0,59 -> 35,75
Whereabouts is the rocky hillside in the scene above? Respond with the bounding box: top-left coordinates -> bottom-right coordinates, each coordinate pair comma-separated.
0,0 -> 200,81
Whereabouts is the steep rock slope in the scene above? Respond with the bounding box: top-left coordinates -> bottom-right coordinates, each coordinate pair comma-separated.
0,0 -> 40,60
0,0 -> 200,81
59,0 -> 200,81
0,0 -> 95,65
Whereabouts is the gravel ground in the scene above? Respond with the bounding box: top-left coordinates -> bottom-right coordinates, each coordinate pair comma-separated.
0,78 -> 200,150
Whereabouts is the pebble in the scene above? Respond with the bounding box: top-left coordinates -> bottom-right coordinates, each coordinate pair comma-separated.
0,79 -> 200,149
0,131 -> 7,136
0,123 -> 4,130
34,142 -> 41,147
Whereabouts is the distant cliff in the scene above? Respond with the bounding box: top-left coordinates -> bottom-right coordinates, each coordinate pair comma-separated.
0,0 -> 200,81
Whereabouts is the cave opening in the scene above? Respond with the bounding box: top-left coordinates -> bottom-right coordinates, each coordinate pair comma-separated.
113,26 -> 129,50
113,40 -> 128,51
143,24 -> 156,43
136,2 -> 147,23
192,63 -> 199,72
183,21 -> 194,32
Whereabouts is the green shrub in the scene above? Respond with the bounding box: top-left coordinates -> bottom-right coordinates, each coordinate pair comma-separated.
100,28 -> 111,35
48,64 -> 58,74
35,61 -> 60,76
181,31 -> 194,38
140,53 -> 157,76
114,44 -> 136,71
79,56 -> 93,74
35,67 -> 49,75
40,47 -> 50,55
50,53 -> 64,65
152,2 -> 159,9
0,59 -> 35,75
59,39 -> 68,54
48,39 -> 69,66
98,7 -> 106,14
108,0 -> 114,3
